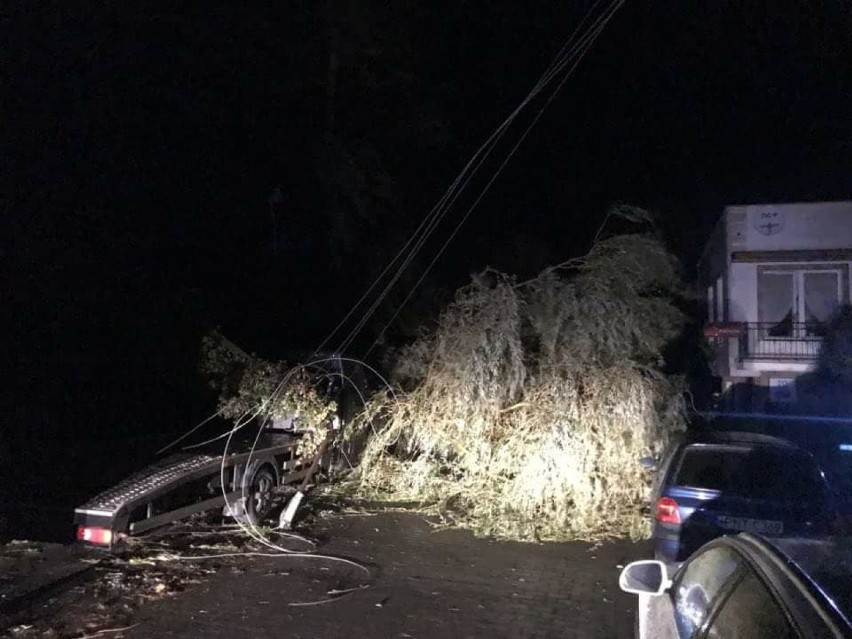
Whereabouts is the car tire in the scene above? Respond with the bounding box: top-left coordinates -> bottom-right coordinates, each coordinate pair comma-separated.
242,466 -> 276,526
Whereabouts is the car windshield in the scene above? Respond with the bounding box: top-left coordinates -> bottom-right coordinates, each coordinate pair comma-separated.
673,445 -> 825,501
770,537 -> 852,627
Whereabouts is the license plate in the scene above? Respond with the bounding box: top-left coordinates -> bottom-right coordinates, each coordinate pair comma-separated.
716,516 -> 784,535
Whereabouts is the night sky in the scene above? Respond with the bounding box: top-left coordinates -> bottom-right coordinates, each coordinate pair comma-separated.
5,1 -> 852,447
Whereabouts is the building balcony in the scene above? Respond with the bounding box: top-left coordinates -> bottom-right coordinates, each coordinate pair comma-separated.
739,322 -> 824,361
705,322 -> 824,362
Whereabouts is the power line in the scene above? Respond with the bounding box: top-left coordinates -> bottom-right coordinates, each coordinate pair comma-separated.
340,0 -> 624,356
318,0 -> 626,356
363,0 -> 625,358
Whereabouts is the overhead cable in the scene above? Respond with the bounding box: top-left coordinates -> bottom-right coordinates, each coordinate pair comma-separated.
358,0 -> 625,357
320,0 -> 625,356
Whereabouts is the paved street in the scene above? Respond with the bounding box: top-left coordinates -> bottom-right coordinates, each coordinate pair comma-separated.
125,512 -> 648,639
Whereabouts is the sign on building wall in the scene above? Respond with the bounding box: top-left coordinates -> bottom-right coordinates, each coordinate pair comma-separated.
753,210 -> 786,237
739,202 -> 852,251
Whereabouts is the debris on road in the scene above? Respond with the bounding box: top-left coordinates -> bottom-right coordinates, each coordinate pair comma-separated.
0,510 -> 333,638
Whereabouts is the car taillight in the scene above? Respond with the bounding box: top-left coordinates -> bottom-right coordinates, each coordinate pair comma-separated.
656,497 -> 681,525
76,526 -> 113,546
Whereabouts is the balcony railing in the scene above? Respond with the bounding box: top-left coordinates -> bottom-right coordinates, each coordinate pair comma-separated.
738,322 -> 824,361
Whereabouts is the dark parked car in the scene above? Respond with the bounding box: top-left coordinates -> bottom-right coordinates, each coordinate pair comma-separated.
646,431 -> 838,563
619,533 -> 852,638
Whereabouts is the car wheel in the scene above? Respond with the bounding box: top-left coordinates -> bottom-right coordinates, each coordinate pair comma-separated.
243,466 -> 276,526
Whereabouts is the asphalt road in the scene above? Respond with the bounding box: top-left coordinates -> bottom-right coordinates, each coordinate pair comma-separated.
124,512 -> 649,639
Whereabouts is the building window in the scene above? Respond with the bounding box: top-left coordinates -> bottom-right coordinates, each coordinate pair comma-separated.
803,271 -> 841,335
759,271 -> 795,336
758,266 -> 843,338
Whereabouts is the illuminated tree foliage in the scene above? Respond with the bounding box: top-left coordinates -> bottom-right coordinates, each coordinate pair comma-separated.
200,333 -> 338,458
348,207 -> 688,541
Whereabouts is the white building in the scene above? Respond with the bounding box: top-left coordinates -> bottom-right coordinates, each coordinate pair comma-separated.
698,201 -> 852,412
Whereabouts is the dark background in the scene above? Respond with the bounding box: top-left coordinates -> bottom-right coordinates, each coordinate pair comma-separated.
3,1 -> 852,533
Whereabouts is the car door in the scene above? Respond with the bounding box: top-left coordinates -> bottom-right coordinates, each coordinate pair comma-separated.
701,569 -> 798,638
669,543 -> 743,637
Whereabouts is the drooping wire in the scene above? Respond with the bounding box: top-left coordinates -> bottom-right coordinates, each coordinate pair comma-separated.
149,0 -> 621,467
335,0 -> 621,355
156,407 -> 227,455
148,0 -> 626,582
329,0 -> 625,356
214,356 -> 394,557
363,0 -> 625,358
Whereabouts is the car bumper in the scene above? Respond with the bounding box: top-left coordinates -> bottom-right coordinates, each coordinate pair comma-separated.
652,523 -> 682,563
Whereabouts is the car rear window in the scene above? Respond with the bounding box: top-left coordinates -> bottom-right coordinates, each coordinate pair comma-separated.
673,446 -> 825,500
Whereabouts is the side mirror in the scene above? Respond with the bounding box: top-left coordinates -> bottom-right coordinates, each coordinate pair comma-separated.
639,456 -> 659,471
619,560 -> 672,596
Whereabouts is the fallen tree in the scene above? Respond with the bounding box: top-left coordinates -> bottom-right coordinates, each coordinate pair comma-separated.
347,207 -> 688,541
199,335 -> 339,459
